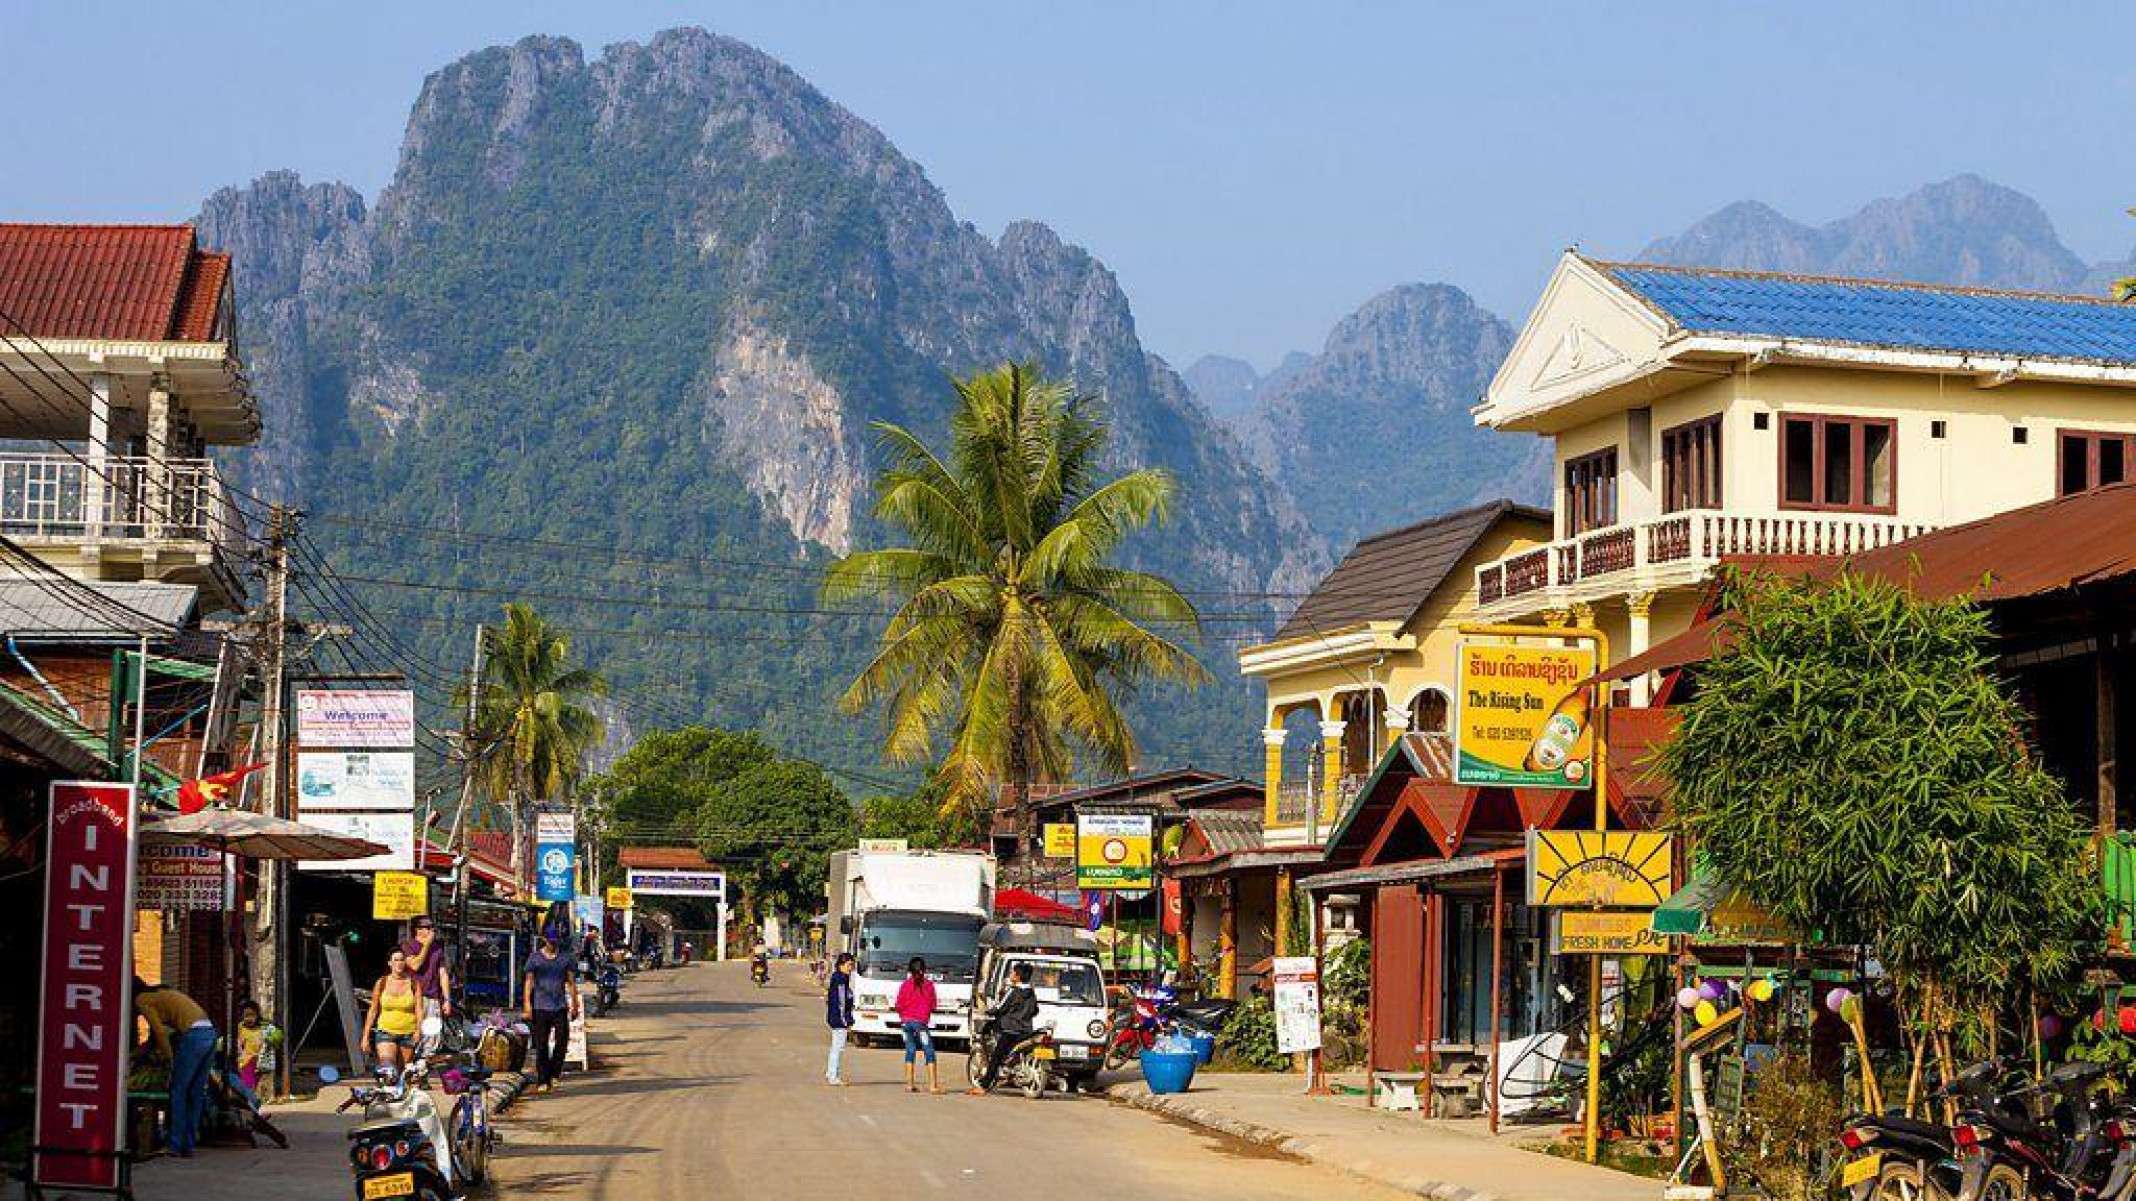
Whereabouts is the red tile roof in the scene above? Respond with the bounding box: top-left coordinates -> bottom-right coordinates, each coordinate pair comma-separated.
0,224 -> 233,342
617,846 -> 717,872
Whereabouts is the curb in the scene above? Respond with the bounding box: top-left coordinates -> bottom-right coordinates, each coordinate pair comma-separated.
486,1070 -> 531,1115
1102,1083 -> 1502,1201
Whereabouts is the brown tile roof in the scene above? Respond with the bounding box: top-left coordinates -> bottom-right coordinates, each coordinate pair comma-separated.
1273,499 -> 1550,641
0,224 -> 232,342
616,846 -> 717,872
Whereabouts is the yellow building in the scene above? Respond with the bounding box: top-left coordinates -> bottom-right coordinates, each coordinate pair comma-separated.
1237,500 -> 1550,848
1468,252 -> 2136,700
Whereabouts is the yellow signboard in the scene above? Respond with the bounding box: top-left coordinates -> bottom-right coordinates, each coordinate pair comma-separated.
1042,823 -> 1076,859
1527,830 -> 1674,908
372,871 -> 430,921
606,886 -> 633,911
1076,814 -> 1153,890
1556,909 -> 1667,955
1455,642 -> 1597,788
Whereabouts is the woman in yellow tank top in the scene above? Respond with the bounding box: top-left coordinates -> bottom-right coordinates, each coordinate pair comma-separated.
362,947 -> 428,1071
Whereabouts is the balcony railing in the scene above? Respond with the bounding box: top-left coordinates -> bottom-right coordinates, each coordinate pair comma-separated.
1268,772 -> 1373,832
1475,509 -> 1936,606
0,454 -> 236,549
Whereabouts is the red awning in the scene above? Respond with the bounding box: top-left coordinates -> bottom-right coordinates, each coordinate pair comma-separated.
994,887 -> 1081,923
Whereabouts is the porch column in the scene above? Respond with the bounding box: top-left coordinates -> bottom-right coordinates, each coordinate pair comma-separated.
1274,867 -> 1294,958
1383,703 -> 1410,748
1318,718 -> 1346,827
1262,727 -> 1286,828
1570,601 -> 1596,631
1627,591 -> 1656,706
145,376 -> 172,541
1218,878 -> 1238,1000
85,371 -> 113,543
1177,887 -> 1196,987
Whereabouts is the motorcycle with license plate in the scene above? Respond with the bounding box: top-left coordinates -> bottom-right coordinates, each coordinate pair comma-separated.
323,1016 -> 459,1201
966,1023 -> 1060,1100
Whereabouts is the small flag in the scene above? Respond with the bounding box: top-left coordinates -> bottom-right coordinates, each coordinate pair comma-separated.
177,762 -> 267,814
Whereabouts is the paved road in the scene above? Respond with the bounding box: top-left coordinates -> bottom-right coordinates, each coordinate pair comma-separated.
489,959 -> 1408,1200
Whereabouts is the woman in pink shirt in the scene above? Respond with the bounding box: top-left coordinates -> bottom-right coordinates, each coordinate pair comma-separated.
894,957 -> 942,1094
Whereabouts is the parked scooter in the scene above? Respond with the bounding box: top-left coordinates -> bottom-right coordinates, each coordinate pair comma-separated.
590,961 -> 624,1015
325,1016 -> 458,1201
1952,1059 -> 2119,1201
1171,997 -> 1238,1040
1103,982 -> 1178,1070
440,1033 -> 502,1187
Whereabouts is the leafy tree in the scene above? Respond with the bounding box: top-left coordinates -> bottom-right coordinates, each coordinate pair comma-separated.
585,726 -> 779,926
857,782 -> 983,850
467,603 -> 607,878
825,363 -> 1209,838
1659,571 -> 2098,1045
695,759 -> 855,923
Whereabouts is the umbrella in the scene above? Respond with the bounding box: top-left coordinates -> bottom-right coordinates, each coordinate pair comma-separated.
139,807 -> 390,861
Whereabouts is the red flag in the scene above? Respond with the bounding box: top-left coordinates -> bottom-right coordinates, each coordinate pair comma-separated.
177,762 -> 267,814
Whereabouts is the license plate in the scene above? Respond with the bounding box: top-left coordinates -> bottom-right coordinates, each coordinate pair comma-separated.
1033,1046 -> 1057,1060
1839,1153 -> 1882,1189
363,1174 -> 416,1200
1059,1045 -> 1088,1060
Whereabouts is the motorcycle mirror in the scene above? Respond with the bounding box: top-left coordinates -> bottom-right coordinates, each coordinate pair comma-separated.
420,1015 -> 445,1039
317,1065 -> 341,1085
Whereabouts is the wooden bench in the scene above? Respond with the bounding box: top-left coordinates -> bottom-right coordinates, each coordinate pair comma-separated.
1373,1071 -> 1427,1112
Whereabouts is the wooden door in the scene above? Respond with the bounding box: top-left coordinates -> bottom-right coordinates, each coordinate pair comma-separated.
1371,884 -> 1426,1072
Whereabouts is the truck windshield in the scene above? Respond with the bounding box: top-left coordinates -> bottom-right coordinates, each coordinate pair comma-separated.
1027,961 -> 1106,1006
858,913 -> 984,981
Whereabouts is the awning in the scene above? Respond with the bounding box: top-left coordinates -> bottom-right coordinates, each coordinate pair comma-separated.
1650,864 -> 1799,942
1299,848 -> 1520,894
1596,617 -> 1736,683
141,807 -> 389,861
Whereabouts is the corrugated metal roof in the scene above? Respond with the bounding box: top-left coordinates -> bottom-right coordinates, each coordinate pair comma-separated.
1596,258 -> 2136,365
1273,500 -> 1549,642
0,224 -> 231,342
1192,810 -> 1264,857
0,579 -> 197,636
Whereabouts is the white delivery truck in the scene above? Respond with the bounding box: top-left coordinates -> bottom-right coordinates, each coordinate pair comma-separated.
827,849 -> 996,1047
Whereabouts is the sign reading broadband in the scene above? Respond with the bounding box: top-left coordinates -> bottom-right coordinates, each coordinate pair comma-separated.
1527,830 -> 1674,908
1454,642 -> 1597,788
1076,814 -> 1153,890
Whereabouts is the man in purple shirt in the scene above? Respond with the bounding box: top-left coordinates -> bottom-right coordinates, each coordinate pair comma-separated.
400,915 -> 454,1017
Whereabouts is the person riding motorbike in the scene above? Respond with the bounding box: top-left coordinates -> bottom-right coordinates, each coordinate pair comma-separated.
967,962 -> 1040,1095
751,946 -> 771,986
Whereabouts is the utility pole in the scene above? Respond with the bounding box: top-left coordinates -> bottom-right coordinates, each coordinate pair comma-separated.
252,505 -> 297,1099
448,623 -> 486,1004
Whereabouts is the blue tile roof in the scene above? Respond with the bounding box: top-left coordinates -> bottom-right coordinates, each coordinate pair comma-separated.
1596,260 -> 2136,365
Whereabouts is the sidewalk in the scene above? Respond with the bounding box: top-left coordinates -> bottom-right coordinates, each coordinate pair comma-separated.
7,1069 -> 529,1200
1104,1072 -> 1657,1201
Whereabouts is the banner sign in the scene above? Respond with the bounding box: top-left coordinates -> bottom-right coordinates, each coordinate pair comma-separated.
1272,956 -> 1323,1054
1454,642 -> 1597,788
296,751 -> 416,812
1526,830 -> 1674,908
1042,823 -> 1076,858
1556,909 -> 1668,955
573,894 -> 604,931
137,842 -> 221,911
372,871 -> 430,920
625,869 -> 725,899
606,886 -> 633,911
295,689 -> 415,749
857,838 -> 908,853
297,812 -> 416,872
34,782 -> 137,1192
1076,814 -> 1153,890
535,811 -> 577,903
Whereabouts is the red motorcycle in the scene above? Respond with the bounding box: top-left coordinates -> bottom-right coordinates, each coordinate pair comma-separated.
1103,984 -> 1177,1070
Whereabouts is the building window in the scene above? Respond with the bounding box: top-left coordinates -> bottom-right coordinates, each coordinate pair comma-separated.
1410,689 -> 1449,734
2058,430 -> 2136,496
1661,415 -> 1723,512
1778,414 -> 1895,513
1563,447 -> 1618,535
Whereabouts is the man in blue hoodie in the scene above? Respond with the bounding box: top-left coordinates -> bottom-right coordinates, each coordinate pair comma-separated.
825,952 -> 856,1085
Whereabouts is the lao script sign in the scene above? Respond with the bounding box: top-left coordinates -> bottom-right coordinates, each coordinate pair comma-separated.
34,782 -> 137,1192
1526,830 -> 1674,908
1454,642 -> 1597,789
625,870 -> 725,899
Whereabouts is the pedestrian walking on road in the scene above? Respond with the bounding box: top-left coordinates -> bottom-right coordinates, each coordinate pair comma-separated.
825,951 -> 856,1085
133,978 -> 217,1157
895,957 -> 942,1094
967,962 -> 1038,1095
362,947 -> 428,1073
523,926 -> 582,1093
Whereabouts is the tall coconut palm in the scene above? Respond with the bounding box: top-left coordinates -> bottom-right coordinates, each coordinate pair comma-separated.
467,603 -> 608,881
826,363 -> 1209,839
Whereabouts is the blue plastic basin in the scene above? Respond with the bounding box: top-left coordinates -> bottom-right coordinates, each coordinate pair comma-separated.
1141,1050 -> 1198,1094
1186,1034 -> 1216,1065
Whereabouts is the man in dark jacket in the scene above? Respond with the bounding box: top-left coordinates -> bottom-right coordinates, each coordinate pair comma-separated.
968,962 -> 1040,1094
825,952 -> 856,1086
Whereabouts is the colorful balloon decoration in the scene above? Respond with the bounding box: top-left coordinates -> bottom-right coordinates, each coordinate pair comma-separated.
1824,987 -> 1853,1015
1745,977 -> 1776,1004
1677,987 -> 1702,1011
2038,1013 -> 2063,1040
1693,1000 -> 1719,1027
1698,980 -> 1725,1002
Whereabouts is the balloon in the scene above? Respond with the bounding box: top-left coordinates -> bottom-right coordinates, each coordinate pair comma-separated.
1698,980 -> 1725,1002
1677,987 -> 1701,1011
1839,995 -> 1862,1024
2117,1006 -> 2136,1037
1746,978 -> 1776,1004
1693,1000 -> 1719,1027
1825,987 -> 1852,1015
2038,1013 -> 2063,1040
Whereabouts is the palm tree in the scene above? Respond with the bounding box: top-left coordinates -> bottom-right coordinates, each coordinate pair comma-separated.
467,603 -> 608,882
826,362 -> 1209,841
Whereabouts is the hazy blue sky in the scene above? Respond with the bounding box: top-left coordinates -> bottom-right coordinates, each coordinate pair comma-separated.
8,2 -> 2135,367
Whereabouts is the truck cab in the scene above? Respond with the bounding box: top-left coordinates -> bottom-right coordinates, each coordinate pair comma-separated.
848,908 -> 986,1045
972,922 -> 1110,1089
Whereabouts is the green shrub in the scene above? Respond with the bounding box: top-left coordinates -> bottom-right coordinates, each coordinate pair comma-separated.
1215,996 -> 1291,1072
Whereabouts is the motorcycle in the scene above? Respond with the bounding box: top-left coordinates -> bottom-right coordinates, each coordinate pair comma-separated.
1171,997 -> 1238,1040
324,1016 -> 457,1201
591,962 -> 623,1016
1952,1059 -> 2119,1201
966,1024 -> 1059,1100
1103,983 -> 1178,1071
751,955 -> 771,988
